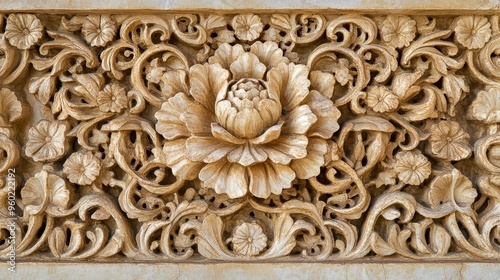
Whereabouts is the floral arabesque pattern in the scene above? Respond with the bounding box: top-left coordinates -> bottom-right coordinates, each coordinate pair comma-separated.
0,13 -> 499,262
155,42 -> 340,199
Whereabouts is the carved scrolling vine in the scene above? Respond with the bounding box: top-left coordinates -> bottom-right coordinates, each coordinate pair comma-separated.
0,13 -> 499,261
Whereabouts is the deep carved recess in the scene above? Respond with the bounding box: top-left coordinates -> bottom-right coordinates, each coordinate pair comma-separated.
0,13 -> 499,261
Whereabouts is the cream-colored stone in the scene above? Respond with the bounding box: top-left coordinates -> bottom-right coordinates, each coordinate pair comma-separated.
2,262 -> 500,280
0,0 -> 499,11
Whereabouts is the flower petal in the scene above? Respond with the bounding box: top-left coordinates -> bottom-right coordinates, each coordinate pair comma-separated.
164,139 -> 203,180
228,142 -> 267,166
189,63 -> 229,113
307,90 -> 341,138
0,88 -> 22,124
282,104 -> 317,135
215,99 -> 236,124
225,108 -> 267,139
52,122 -> 69,140
248,161 -> 295,198
48,173 -> 71,209
155,93 -> 192,140
211,123 -> 245,145
186,136 -> 236,163
160,70 -> 189,99
309,71 -> 335,98
469,87 -> 500,123
290,138 -> 328,179
251,121 -> 283,145
230,53 -> 266,80
261,135 -> 308,164
181,102 -> 215,136
250,41 -> 289,69
453,170 -> 477,207
21,170 -> 49,215
208,43 -> 245,70
199,160 -> 248,198
256,98 -> 282,126
448,142 -> 472,161
25,140 -> 45,156
267,63 -> 310,111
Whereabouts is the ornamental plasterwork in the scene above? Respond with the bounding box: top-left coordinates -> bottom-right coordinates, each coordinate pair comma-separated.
0,12 -> 499,261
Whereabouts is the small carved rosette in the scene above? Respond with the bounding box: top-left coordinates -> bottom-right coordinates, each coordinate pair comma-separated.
0,13 -> 499,261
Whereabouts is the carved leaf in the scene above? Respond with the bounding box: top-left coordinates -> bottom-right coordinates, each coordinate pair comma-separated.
402,30 -> 461,75
29,73 -> 56,105
270,14 -> 292,31
371,233 -> 396,256
261,213 -> 315,258
180,214 -> 234,260
442,74 -> 469,109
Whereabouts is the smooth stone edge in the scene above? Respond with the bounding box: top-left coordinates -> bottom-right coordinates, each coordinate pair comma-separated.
2,262 -> 500,280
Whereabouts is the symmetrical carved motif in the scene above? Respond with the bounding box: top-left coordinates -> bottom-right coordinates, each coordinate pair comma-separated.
0,13 -> 500,261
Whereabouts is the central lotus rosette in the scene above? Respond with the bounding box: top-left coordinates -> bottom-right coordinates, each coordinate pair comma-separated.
217,78 -> 281,139
155,42 -> 340,198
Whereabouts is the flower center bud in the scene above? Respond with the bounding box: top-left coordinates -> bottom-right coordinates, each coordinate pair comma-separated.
228,78 -> 267,111
215,78 -> 282,139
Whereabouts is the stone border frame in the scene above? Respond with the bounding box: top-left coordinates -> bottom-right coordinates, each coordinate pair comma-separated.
0,4 -> 499,278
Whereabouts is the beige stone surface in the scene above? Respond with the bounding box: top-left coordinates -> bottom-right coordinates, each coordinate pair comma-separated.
0,0 -> 499,11
1,262 -> 499,280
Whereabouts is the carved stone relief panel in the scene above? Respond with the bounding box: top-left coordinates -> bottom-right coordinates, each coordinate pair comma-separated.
0,13 -> 499,261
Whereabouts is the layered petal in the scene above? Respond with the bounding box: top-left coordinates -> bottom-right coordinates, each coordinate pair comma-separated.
215,100 -> 237,129
228,142 -> 268,166
307,90 -> 341,138
0,88 -> 22,125
160,70 -> 189,99
260,135 -> 308,164
217,103 -> 268,139
199,159 -> 248,198
256,98 -> 282,128
468,87 -> 500,123
248,161 -> 295,198
189,63 -> 229,112
211,123 -> 246,144
186,136 -> 236,163
251,122 -> 283,145
290,138 -> 328,179
164,139 -> 204,180
309,71 -> 335,98
250,41 -> 289,69
155,92 -> 191,140
180,102 -> 215,136
49,173 -> 72,209
21,170 -> 49,215
267,63 -> 310,111
281,104 -> 317,135
230,53 -> 266,80
21,170 -> 71,215
208,43 -> 245,70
